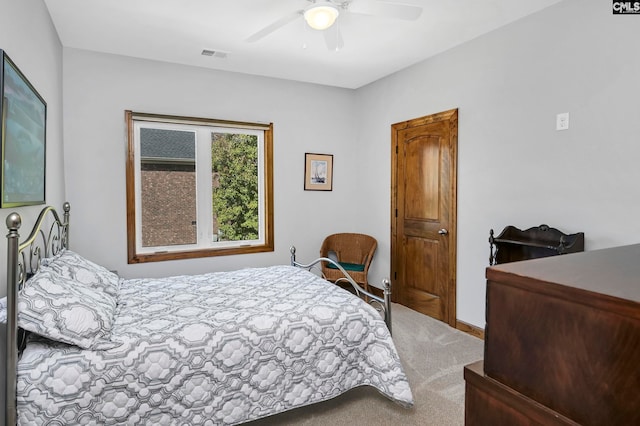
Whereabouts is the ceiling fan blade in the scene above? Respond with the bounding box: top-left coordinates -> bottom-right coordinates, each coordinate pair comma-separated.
246,11 -> 302,43
324,24 -> 344,51
349,1 -> 423,21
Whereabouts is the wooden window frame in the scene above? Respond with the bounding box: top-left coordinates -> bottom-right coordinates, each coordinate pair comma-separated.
125,110 -> 274,264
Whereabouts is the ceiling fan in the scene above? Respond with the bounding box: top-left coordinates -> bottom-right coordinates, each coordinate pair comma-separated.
246,0 -> 423,51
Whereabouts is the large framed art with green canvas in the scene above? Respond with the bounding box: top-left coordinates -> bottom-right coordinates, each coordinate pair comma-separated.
0,49 -> 47,208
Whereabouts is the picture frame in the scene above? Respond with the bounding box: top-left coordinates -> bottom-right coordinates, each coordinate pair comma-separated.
304,153 -> 333,191
1,49 -> 47,208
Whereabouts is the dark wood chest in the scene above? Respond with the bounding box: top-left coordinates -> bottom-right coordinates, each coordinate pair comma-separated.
465,244 -> 640,425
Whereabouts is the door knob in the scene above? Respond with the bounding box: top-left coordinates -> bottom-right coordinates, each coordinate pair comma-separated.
438,228 -> 449,235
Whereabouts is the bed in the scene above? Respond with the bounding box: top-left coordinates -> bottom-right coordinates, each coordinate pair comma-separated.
3,203 -> 413,425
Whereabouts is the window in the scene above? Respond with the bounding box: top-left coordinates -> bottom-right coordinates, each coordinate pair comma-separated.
125,111 -> 273,263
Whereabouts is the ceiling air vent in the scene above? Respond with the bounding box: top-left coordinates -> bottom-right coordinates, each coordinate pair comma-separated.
201,49 -> 228,59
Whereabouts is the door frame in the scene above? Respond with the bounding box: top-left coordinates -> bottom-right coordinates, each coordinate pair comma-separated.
391,108 -> 458,327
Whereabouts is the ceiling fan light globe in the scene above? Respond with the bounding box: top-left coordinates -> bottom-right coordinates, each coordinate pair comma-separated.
304,4 -> 339,30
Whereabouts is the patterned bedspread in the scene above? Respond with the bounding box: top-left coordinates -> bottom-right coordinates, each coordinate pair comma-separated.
16,265 -> 413,425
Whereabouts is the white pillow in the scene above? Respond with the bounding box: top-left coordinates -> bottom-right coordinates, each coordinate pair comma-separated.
18,268 -> 118,350
41,249 -> 120,298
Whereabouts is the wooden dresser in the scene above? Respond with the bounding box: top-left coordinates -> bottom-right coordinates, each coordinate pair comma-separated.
464,244 -> 640,425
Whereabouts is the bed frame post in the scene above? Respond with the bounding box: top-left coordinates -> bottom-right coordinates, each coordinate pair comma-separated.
63,202 -> 70,247
5,213 -> 21,426
289,246 -> 296,266
383,278 -> 392,336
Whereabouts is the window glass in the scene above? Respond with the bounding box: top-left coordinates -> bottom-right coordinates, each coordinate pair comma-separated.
211,132 -> 260,243
140,128 -> 197,247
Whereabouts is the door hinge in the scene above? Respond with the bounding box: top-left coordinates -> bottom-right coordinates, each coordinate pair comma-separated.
395,209 -> 398,218
394,271 -> 397,280
396,145 -> 398,154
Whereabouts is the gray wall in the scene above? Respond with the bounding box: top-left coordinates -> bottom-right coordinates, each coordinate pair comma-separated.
62,48 -> 360,280
0,0 -> 65,297
356,0 -> 640,326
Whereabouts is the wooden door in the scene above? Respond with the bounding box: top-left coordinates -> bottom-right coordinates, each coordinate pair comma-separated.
391,109 -> 458,326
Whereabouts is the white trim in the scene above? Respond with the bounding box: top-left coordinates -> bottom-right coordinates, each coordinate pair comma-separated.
133,119 -> 266,255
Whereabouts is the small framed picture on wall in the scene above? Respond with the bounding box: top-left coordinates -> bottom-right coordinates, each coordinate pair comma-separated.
304,153 -> 333,191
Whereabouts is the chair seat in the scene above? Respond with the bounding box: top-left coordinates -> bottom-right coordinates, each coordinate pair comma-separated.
326,262 -> 365,272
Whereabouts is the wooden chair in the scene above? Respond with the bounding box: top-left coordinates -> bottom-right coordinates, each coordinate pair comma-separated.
320,233 -> 377,292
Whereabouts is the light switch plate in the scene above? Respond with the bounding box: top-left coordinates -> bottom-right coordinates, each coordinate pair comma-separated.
556,112 -> 569,130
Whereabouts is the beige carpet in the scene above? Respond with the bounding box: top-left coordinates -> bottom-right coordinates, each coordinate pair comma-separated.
248,303 -> 484,425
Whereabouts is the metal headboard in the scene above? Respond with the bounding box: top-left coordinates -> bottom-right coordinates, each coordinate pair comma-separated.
289,246 -> 393,335
5,202 -> 70,426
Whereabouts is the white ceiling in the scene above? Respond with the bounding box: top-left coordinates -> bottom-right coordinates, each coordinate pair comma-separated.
44,0 -> 563,89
